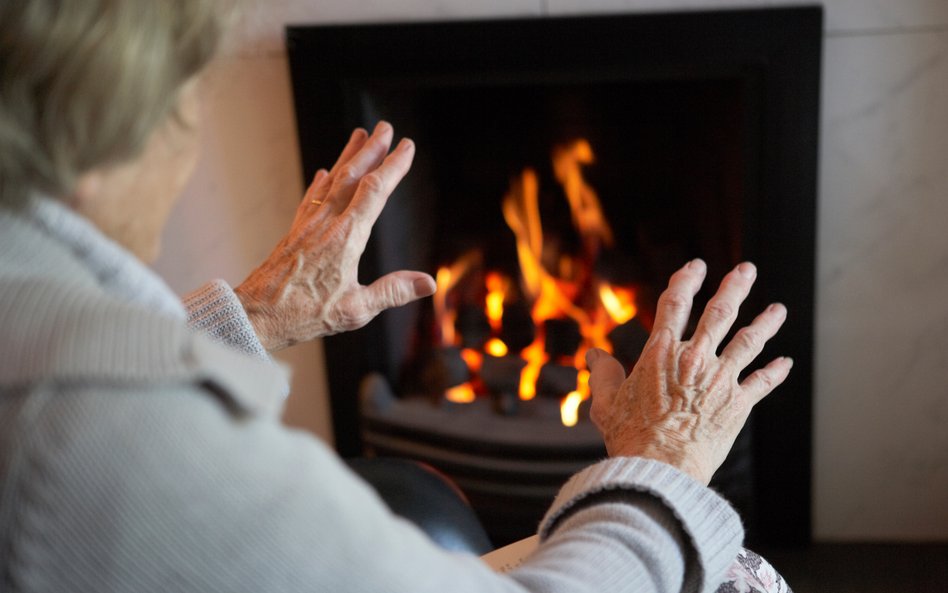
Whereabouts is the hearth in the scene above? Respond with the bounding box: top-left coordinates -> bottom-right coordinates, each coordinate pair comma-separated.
287,6 -> 821,546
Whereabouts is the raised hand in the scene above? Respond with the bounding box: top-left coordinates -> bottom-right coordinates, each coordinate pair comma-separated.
235,122 -> 436,351
586,259 -> 792,485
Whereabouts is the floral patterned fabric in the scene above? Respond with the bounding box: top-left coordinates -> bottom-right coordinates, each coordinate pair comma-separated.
715,547 -> 793,593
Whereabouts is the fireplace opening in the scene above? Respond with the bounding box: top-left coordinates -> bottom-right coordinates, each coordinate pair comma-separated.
287,6 -> 821,547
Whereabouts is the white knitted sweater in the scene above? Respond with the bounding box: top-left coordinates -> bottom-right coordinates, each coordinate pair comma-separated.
0,197 -> 742,593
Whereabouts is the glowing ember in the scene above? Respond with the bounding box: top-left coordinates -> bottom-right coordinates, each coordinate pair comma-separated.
485,338 -> 509,358
460,348 -> 483,373
445,383 -> 476,404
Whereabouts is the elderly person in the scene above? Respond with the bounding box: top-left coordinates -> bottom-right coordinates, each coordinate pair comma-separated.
0,2 -> 793,593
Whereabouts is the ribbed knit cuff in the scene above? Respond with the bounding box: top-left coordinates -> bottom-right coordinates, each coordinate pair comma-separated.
541,457 -> 743,593
183,279 -> 270,362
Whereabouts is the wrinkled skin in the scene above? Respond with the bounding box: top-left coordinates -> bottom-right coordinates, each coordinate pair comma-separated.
235,122 -> 436,351
586,259 -> 793,485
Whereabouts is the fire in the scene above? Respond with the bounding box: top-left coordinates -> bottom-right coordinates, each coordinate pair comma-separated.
433,139 -> 636,427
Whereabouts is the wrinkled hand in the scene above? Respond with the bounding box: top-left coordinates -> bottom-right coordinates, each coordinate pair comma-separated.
235,122 -> 436,351
586,259 -> 793,485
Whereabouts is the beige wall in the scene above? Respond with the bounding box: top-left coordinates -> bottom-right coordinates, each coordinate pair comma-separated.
153,0 -> 948,541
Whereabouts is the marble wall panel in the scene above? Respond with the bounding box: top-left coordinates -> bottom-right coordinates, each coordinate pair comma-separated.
815,29 -> 948,540
230,0 -> 544,57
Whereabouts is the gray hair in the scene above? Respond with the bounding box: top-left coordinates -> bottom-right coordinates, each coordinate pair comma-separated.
0,0 -> 230,208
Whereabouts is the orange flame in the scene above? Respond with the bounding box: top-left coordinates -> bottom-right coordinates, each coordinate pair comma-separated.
485,272 -> 507,332
434,251 -> 480,345
502,169 -> 590,328
552,139 -> 614,249
502,169 -> 544,299
518,340 -> 547,401
560,369 -> 590,427
599,283 -> 637,325
560,393 -> 583,427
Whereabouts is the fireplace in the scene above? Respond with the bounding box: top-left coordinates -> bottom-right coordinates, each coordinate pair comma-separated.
287,6 -> 821,547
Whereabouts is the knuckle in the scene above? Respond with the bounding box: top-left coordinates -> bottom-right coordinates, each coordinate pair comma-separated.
658,291 -> 690,312
679,345 -> 705,378
383,281 -> 406,308
339,164 -> 361,184
754,370 -> 776,391
734,328 -> 761,351
705,299 -> 735,321
360,171 -> 386,194
338,304 -> 372,331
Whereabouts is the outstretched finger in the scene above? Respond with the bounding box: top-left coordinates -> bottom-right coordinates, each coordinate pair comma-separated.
325,121 -> 394,212
328,127 -> 369,176
649,259 -> 707,343
690,262 -> 757,352
302,169 -> 329,202
586,348 -> 627,427
719,303 -> 787,369
740,356 -> 793,405
345,137 -> 415,233
291,169 -> 330,226
587,348 -> 627,400
345,270 -> 436,330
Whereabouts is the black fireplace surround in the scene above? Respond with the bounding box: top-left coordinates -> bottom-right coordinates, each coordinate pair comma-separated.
287,6 -> 821,546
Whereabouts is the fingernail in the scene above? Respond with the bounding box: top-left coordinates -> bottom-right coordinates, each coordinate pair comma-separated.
783,356 -> 794,368
687,258 -> 705,271
350,128 -> 366,140
413,277 -> 435,297
374,121 -> 392,135
398,138 -> 414,151
585,348 -> 602,366
769,303 -> 787,316
737,262 -> 756,279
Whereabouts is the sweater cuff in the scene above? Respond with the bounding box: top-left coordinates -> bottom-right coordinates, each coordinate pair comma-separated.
182,279 -> 270,363
541,457 -> 743,593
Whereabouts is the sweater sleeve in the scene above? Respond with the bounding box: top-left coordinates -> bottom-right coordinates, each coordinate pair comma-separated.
19,383 -> 743,593
532,458 -> 743,593
182,279 -> 270,362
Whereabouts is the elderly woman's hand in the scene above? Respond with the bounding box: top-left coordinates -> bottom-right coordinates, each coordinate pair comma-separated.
586,259 -> 793,485
234,122 -> 436,351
